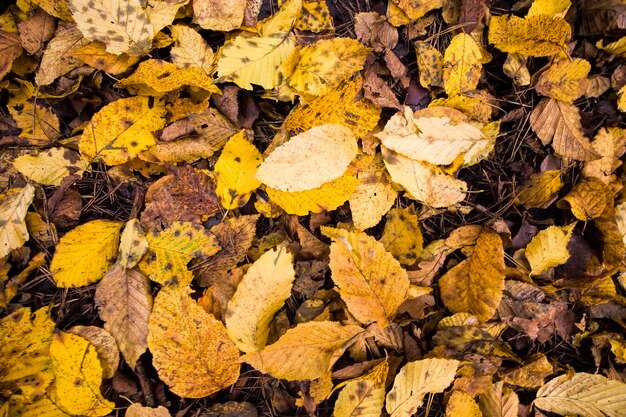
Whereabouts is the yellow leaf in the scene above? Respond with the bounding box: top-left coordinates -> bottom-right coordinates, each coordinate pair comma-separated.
67,325 -> 119,379
525,224 -> 575,276
31,0 -> 73,20
0,30 -> 20,81
170,24 -> 215,75
443,33 -> 483,96
323,226 -> 410,327
68,0 -> 153,56
530,98 -> 599,161
376,106 -> 486,166
446,391 -> 482,417
79,96 -> 166,165
610,340 -> 626,364
257,124 -> 358,192
349,153 -> 398,230
126,404 -> 171,417
535,58 -> 591,103
95,264 -> 151,368
294,0 -> 334,32
439,228 -> 505,322
514,170 -> 563,208
502,354 -> 554,388
258,0 -> 302,35
217,33 -> 297,90
147,285 -> 240,398
558,178 -> 608,220
69,41 -> 142,75
35,24 -> 90,86
416,41 -> 444,88
582,127 -> 626,183
50,220 -> 123,288
382,147 -> 467,208
488,14 -> 570,57
386,358 -> 460,417
138,221 -> 221,286
380,206 -> 423,265
0,307 -> 54,405
225,244 -> 295,352
0,184 -> 34,259
282,75 -> 381,139
8,394 -> 72,417
285,38 -> 369,96
193,0 -> 245,31
527,0 -> 571,17
534,373 -> 626,417
215,132 -> 263,210
117,219 -> 149,270
478,382 -> 519,417
145,0 -> 189,33
618,84 -> 626,112
597,37 -> 626,58
616,202 -> 626,244
266,173 -> 359,215
503,53 -> 531,86
115,59 -> 220,95
241,321 -> 363,380
49,331 -> 114,417
12,148 -> 89,186
9,101 -> 60,146
334,362 -> 388,417
429,91 -> 494,123
395,0 -> 443,20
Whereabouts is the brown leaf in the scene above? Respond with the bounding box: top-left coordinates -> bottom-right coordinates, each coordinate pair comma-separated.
0,30 -> 21,80
354,12 -> 398,53
17,9 -> 55,55
363,70 -> 402,110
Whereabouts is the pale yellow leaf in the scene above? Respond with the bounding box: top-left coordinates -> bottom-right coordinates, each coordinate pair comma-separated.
382,147 -> 467,208
583,127 -> 626,183
478,382 -> 519,417
334,370 -> 387,417
386,358 -> 460,417
323,227 -> 410,328
534,373 -> 626,417
169,24 -> 214,75
429,91 -> 494,123
217,33 -> 296,90
9,101 -> 60,146
0,184 -> 34,259
215,131 -> 263,210
443,33 -> 482,96
193,0 -> 245,31
488,14 -> 570,57
79,96 -> 166,165
256,124 -> 358,192
126,404 -> 171,417
225,244 -> 295,352
446,391 -> 482,417
146,0 -> 188,33
503,53 -> 531,86
241,321 -> 363,381
439,228 -> 505,322
69,0 -> 153,56
147,285 -> 240,398
50,219 -> 122,288
526,224 -> 575,276
35,23 -> 90,86
12,148 -> 88,186
49,331 -> 114,417
530,98 -> 599,161
527,0 -> 571,17
535,58 -> 591,103
117,219 -> 149,270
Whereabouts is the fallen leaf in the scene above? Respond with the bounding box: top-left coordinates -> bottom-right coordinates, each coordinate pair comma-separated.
354,12 -> 398,53
416,41 -> 444,88
527,0 -> 571,17
0,184 -> 35,259
295,0 -> 334,32
12,148 -> 89,186
502,354 -> 553,388
558,178 -> 608,220
35,23 -> 90,86
443,33 -> 483,96
525,224 -> 575,276
147,285 -> 240,398
193,0 -> 245,31
535,58 -> 591,103
515,170 -> 563,208
334,362 -> 388,417
379,206 -> 423,265
446,391 -> 482,417
69,41 -> 142,75
126,404 -> 171,417
488,14 -> 571,57
582,127 -> 626,183
9,101 -> 61,146
0,30 -> 21,80
478,381 -> 519,417
67,325 -> 119,379
170,24 -> 215,75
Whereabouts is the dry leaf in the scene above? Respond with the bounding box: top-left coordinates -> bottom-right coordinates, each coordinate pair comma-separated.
126,404 -> 171,417
379,206 -> 423,265
443,33 -> 483,96
193,0 -> 246,31
446,391 -> 482,417
67,325 -> 120,379
0,184 -> 35,259
12,148 -> 88,186
0,30 -> 21,81
478,382 -> 519,417
527,0 -> 571,17
558,178 -> 608,220
9,101 -> 61,146
488,14 -> 571,57
147,285 -> 240,398
515,170 -> 562,208
35,24 -> 89,86
525,224 -> 575,276
535,58 -> 591,103
416,41 -> 444,88
582,127 -> 626,183
170,24 -> 215,75
354,12 -> 398,53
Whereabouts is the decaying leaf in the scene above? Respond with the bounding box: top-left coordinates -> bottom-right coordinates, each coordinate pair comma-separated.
323,226 -> 410,327
9,101 -> 61,146
35,23 -> 90,86
126,404 -> 171,417
525,224 -> 575,276
439,228 -> 505,322
386,358 -> 460,417
170,24 -> 214,75
12,148 -> 88,186
225,244 -> 295,352
582,127 -> 626,183
535,58 -> 591,103
193,0 -> 246,31
241,321 -> 363,381
446,391 -> 482,417
0,184 -> 35,259
558,178 -> 608,220
488,14 -> 571,57
50,219 -> 122,287
148,285 -> 240,398
0,30 -> 21,81
379,206 -> 423,265
334,361 -> 388,417
256,124 -> 358,192
67,325 -> 119,379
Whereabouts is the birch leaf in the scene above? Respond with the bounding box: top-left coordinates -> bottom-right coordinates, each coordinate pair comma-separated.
67,325 -> 119,379
525,224 -> 575,276
382,147 -> 467,208
535,58 -> 591,103
334,362 -> 388,417
12,148 -> 89,186
215,131 -> 263,210
256,124 -> 358,192
170,24 -> 214,75
529,98 -> 599,161
416,41 -> 444,88
35,24 -> 89,86
117,219 -> 149,270
95,264 -> 152,368
0,29 -> 21,80
558,178 -> 608,220
478,382 -> 519,417
488,14 -> 570,57
439,228 -> 505,322
79,96 -> 166,165
225,244 -> 295,352
443,33 -> 483,96
49,331 -> 114,417
69,0 -> 154,56
147,285 -> 240,398
126,404 -> 171,417
50,220 -> 122,288
0,184 -> 35,259
386,358 -> 460,417
9,101 -> 61,146
323,226 -> 410,328
534,373 -> 626,417
241,321 -> 363,381
193,0 -> 246,31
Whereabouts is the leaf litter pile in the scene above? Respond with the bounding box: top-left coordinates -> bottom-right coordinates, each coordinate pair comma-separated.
3,0 -> 626,416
